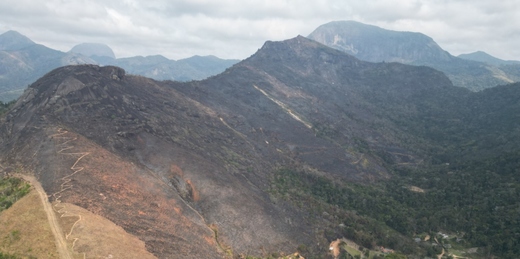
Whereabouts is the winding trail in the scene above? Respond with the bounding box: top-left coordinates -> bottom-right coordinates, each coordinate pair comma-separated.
49,128 -> 90,259
438,248 -> 445,259
18,174 -> 73,259
351,154 -> 364,165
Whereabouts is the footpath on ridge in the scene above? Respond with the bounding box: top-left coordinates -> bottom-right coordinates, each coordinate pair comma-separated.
17,174 -> 73,259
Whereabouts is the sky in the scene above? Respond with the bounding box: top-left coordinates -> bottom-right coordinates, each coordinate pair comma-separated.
0,0 -> 519,61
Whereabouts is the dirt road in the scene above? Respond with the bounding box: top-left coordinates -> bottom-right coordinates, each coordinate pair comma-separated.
18,175 -> 73,259
329,239 -> 341,258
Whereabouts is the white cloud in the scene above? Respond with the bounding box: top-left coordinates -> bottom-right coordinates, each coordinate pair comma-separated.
0,0 -> 519,60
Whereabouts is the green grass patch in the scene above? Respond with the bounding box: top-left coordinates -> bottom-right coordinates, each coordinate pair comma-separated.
344,245 -> 361,256
0,177 -> 31,212
0,251 -> 20,259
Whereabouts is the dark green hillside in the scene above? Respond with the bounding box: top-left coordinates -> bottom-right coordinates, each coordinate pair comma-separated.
270,81 -> 520,258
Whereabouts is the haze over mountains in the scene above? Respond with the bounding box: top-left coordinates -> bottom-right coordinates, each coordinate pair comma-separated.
2,20 -> 520,103
70,43 -> 116,59
458,50 -> 520,66
0,31 -> 239,102
71,42 -> 239,83
308,20 -> 520,91
0,30 -> 95,101
1,21 -> 520,258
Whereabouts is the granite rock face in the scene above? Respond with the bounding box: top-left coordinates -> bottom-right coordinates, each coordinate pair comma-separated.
308,20 -> 520,91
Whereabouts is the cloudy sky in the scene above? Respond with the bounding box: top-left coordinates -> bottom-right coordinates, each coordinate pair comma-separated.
1,0 -> 519,61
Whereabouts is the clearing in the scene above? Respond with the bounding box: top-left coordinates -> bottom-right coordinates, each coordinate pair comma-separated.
0,187 -> 59,258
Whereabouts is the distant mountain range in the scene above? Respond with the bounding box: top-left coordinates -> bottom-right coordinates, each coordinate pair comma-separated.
71,42 -> 239,82
308,20 -> 520,91
3,22 -> 520,103
0,31 -> 95,102
458,51 -> 520,66
91,54 -> 238,82
0,31 -> 239,102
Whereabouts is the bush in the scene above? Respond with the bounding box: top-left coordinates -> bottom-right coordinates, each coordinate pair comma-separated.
0,251 -> 20,259
0,177 -> 31,211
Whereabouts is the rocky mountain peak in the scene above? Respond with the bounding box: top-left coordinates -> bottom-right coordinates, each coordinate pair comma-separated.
0,30 -> 36,50
307,20 -> 520,91
247,35 -> 361,72
70,43 -> 116,59
8,65 -> 125,126
307,20 -> 452,64
18,65 -> 124,100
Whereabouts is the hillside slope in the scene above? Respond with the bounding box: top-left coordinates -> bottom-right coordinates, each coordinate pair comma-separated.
0,64 -> 312,258
1,36 -> 519,258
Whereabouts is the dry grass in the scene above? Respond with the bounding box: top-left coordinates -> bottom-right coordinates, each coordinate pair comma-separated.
0,182 -> 157,259
55,202 -> 157,259
0,189 -> 59,258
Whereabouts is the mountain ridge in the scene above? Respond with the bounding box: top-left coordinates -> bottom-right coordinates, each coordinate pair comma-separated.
1,63 -> 313,258
2,35 -> 520,258
0,31 -> 239,102
70,42 -> 116,59
307,21 -> 452,63
458,50 -> 520,66
0,30 -> 36,50
2,36 -> 453,257
308,20 -> 520,91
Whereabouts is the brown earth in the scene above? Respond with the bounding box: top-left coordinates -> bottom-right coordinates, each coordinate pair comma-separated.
55,202 -> 157,259
0,175 -> 162,259
44,128 -> 222,258
22,174 -> 73,259
329,239 -> 341,258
